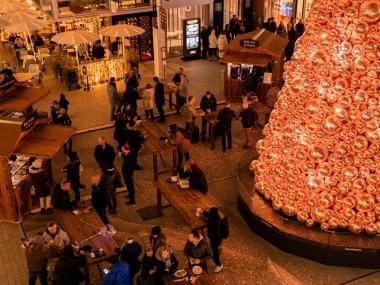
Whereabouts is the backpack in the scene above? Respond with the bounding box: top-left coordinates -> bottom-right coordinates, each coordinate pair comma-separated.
221,216 -> 229,239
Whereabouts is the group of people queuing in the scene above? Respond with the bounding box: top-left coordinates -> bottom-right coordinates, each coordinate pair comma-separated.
263,16 -> 305,60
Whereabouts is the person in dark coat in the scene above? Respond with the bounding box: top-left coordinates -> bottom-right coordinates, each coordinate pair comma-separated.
55,245 -> 86,285
121,145 -> 136,205
183,229 -> 212,271
23,234 -> 48,285
229,15 -> 238,39
62,152 -> 82,201
140,244 -> 159,284
296,19 -> 305,37
102,256 -> 131,285
149,226 -> 167,254
239,101 -> 261,149
200,91 -> 217,142
121,237 -> 142,284
52,180 -> 74,210
59,93 -> 69,112
29,159 -> 52,215
156,245 -> 178,277
101,164 -> 123,214
114,111 -> 128,151
123,87 -> 139,111
217,101 -> 236,152
262,18 -> 271,31
200,26 -> 209,59
153,76 -> 166,123
91,175 -> 109,225
188,161 -> 208,194
202,207 -> 224,273
223,24 -> 231,43
94,137 -> 116,168
126,121 -> 145,170
270,17 -> 277,33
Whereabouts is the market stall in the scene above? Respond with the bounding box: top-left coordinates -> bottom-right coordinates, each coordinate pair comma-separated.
221,29 -> 288,102
0,87 -> 75,222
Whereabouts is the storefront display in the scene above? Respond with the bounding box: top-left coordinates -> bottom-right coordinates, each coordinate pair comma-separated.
183,18 -> 201,59
269,0 -> 313,24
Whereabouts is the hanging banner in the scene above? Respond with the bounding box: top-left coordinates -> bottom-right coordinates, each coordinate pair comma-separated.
161,0 -> 213,9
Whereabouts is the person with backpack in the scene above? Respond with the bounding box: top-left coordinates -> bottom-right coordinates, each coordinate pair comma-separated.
201,207 -> 228,273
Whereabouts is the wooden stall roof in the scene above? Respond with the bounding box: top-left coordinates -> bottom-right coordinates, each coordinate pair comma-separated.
0,87 -> 50,112
222,29 -> 288,63
222,53 -> 272,66
13,125 -> 75,158
0,122 -> 22,158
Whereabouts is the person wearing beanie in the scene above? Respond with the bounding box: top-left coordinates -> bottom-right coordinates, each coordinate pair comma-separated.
149,226 -> 167,254
62,152 -> 83,202
55,245 -> 86,285
121,145 -> 136,205
23,233 -> 48,285
29,159 -> 52,215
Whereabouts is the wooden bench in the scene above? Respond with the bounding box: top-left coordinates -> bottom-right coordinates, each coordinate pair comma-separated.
55,207 -> 119,285
154,175 -> 223,232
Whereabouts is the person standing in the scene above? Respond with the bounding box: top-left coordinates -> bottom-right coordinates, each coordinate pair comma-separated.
276,21 -> 287,38
91,175 -> 109,225
223,24 -> 231,43
171,125 -> 191,170
270,17 -> 277,33
200,26 -> 209,59
43,222 -> 70,250
62,152 -> 82,202
153,76 -> 166,122
217,101 -> 236,152
208,30 -> 218,61
296,19 -> 305,37
239,101 -> 260,149
287,17 -> 296,35
94,137 -> 116,169
107,77 -> 121,121
23,234 -> 48,285
126,121 -> 145,170
149,226 -> 167,254
59,93 -> 69,113
175,68 -> 188,111
121,145 -> 136,205
217,32 -> 228,59
55,245 -> 86,285
182,96 -> 204,142
121,237 -> 142,284
101,164 -> 123,214
140,244 -> 158,284
29,159 -> 52,215
183,229 -> 212,271
142,83 -> 155,121
200,91 -> 217,142
229,15 -> 238,40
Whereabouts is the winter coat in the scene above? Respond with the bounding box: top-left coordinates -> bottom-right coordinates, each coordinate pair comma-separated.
24,244 -> 48,272
122,152 -> 134,179
239,108 -> 259,129
154,82 -> 165,106
141,255 -> 158,277
175,130 -> 191,154
126,129 -> 144,152
178,75 -> 188,98
55,255 -> 86,285
101,168 -> 123,193
217,35 -> 228,58
29,166 -> 50,198
217,107 -> 236,130
62,160 -> 81,187
59,98 -> 69,111
102,262 -> 131,285
107,83 -> 120,107
94,143 -> 116,168
114,118 -> 127,144
182,103 -> 198,123
156,250 -> 178,276
208,34 -> 218,49
149,233 -> 166,254
52,185 -> 72,210
189,164 -> 208,194
143,88 -> 155,110
43,227 -> 70,250
200,94 -> 217,112
91,183 -> 108,210
183,239 -> 212,269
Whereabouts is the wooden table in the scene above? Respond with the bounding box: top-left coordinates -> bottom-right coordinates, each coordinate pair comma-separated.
164,82 -> 179,112
139,120 -> 177,180
163,269 -> 212,285
55,207 -> 119,285
155,175 -> 223,231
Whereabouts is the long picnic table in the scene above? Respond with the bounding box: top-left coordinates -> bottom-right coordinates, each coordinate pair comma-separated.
139,120 -> 178,180
154,175 -> 223,232
55,207 -> 119,285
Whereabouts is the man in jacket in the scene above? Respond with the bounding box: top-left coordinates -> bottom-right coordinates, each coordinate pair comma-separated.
126,121 -> 145,170
121,145 -> 136,205
183,229 -> 212,271
238,101 -> 261,149
102,257 -> 131,285
94,137 -> 116,169
107,77 -> 120,121
101,164 -> 123,214
55,245 -> 86,285
200,91 -> 217,142
153,76 -> 166,122
24,234 -> 48,285
217,101 -> 236,152
91,175 -> 109,225
52,180 -> 74,210
121,236 -> 142,284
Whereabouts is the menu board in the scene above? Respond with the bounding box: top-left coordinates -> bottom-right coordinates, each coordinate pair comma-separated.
183,18 -> 201,59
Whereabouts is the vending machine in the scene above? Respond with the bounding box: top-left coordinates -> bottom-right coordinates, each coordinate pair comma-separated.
182,18 -> 201,60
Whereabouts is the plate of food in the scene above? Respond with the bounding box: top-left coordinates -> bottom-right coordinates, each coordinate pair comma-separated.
192,265 -> 203,275
174,269 -> 187,278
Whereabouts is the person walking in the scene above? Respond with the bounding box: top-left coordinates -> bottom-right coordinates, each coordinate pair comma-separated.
142,83 -> 155,121
23,234 -> 48,285
29,159 -> 52,215
121,145 -> 136,205
239,101 -> 260,149
55,245 -> 86,285
101,164 -> 123,214
62,152 -> 82,202
91,175 -> 109,225
208,30 -> 218,61
94,137 -> 116,169
200,91 -> 217,142
183,229 -> 212,271
153,76 -> 166,122
217,101 -> 236,152
107,77 -> 121,121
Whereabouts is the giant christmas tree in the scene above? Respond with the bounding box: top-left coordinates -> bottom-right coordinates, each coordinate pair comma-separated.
252,0 -> 380,234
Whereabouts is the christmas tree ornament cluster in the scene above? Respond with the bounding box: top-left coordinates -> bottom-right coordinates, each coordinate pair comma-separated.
252,0 -> 380,234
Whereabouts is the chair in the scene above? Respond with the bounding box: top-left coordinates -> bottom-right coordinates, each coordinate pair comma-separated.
28,64 -> 43,82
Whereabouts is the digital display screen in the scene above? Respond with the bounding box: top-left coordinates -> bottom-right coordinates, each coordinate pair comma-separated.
185,19 -> 199,50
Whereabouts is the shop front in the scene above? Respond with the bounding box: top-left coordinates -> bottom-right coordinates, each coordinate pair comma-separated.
263,0 -> 313,25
